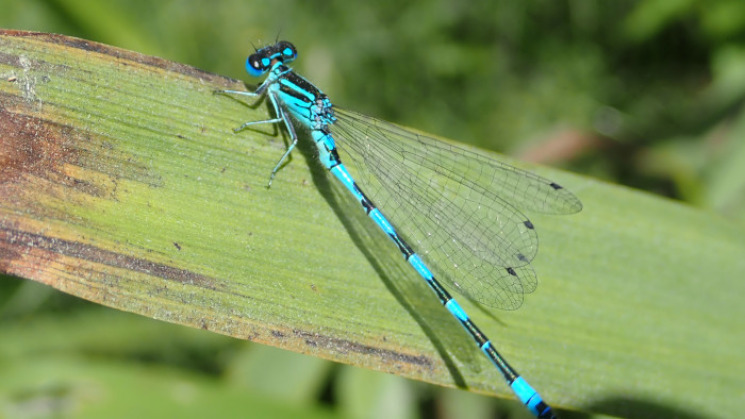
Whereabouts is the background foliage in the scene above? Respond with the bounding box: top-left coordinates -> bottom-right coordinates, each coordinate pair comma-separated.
1,1 -> 744,418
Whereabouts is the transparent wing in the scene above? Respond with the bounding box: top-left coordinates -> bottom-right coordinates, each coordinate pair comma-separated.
331,108 -> 581,310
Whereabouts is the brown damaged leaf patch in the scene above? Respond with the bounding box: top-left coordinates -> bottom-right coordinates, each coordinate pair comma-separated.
0,106 -> 122,213
0,106 -> 75,186
293,329 -> 433,368
0,105 -> 158,206
0,224 -> 221,290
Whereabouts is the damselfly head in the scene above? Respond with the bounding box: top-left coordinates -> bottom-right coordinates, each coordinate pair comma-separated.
245,41 -> 298,77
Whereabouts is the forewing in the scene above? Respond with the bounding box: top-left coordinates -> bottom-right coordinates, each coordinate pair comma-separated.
331,109 -> 578,309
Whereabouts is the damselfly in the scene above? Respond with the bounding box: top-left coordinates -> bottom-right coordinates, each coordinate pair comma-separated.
217,41 -> 582,419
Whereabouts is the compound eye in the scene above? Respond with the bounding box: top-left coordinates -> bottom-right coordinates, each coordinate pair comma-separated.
246,53 -> 268,77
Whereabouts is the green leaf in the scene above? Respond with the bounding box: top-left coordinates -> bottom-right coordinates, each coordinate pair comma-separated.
1,30 -> 743,418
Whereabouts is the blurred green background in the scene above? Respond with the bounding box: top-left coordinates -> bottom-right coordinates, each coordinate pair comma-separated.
1,1 -> 744,418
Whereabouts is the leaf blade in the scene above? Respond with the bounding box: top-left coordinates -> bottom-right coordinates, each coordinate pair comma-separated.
1,30 -> 743,418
